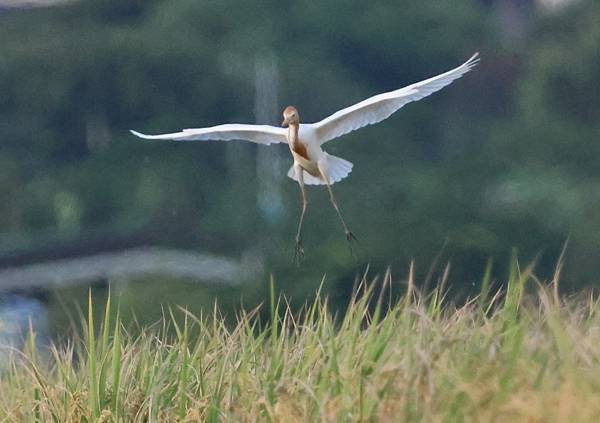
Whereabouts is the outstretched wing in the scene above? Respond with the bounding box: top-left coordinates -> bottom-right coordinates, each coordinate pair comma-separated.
312,53 -> 479,145
130,123 -> 287,145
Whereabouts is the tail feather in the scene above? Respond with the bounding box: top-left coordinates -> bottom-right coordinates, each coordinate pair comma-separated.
287,153 -> 353,186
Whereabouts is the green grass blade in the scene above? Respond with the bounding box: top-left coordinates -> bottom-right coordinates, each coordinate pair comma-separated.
87,289 -> 100,419
111,305 -> 122,417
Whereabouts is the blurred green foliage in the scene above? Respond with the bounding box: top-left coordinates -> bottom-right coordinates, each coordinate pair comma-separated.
1,0 -> 599,305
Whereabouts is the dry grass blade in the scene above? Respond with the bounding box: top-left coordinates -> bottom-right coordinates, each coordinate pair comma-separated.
0,262 -> 599,421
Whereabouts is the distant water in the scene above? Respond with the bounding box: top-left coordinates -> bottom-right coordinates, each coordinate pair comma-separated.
0,247 -> 254,357
0,294 -> 48,362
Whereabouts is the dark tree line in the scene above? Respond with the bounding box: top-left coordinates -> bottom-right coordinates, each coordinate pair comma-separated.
1,0 -> 599,301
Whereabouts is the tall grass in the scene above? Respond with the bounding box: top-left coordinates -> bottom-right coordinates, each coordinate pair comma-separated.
1,263 -> 599,421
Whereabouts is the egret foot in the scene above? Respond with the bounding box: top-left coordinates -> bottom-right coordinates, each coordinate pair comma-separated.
345,230 -> 358,258
293,238 -> 305,265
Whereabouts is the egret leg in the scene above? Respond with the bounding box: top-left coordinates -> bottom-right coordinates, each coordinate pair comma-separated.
320,167 -> 358,254
294,166 -> 308,264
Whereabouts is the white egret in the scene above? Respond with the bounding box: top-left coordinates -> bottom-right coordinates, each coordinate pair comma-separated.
131,53 -> 479,261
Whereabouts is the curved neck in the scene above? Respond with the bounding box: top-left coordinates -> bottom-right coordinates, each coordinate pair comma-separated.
287,123 -> 300,145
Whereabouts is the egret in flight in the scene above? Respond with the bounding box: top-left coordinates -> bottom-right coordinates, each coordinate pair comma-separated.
131,53 -> 479,261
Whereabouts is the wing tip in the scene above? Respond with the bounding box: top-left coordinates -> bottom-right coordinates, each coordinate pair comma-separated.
130,129 -> 153,139
465,52 -> 480,70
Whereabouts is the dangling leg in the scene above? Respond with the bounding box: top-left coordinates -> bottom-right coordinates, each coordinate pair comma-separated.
294,165 -> 308,264
319,165 -> 357,253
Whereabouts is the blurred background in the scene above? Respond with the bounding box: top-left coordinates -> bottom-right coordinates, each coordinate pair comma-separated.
0,0 -> 599,342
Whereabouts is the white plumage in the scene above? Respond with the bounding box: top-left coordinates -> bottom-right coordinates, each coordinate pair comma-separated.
131,53 -> 479,258
131,53 -> 479,186
311,53 -> 479,145
287,152 -> 353,186
130,123 -> 287,145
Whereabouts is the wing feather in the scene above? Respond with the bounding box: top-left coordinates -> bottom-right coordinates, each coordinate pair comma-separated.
130,123 -> 287,145
312,53 -> 479,144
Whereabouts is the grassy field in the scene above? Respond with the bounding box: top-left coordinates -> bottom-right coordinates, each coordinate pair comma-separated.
1,262 -> 599,422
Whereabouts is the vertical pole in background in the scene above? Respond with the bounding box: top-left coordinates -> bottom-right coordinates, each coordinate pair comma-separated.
254,54 -> 285,224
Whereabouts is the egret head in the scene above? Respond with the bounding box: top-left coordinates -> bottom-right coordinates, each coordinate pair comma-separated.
281,106 -> 300,127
